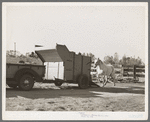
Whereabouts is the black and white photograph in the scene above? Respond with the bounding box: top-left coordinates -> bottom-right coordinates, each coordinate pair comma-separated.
2,2 -> 148,120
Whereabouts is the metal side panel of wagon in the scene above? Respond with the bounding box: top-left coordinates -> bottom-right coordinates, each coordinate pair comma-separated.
35,44 -> 92,88
6,63 -> 45,91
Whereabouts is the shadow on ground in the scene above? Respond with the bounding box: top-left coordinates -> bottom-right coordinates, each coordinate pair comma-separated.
6,83 -> 145,99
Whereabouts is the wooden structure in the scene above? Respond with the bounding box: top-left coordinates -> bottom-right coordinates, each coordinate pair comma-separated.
35,44 -> 92,88
122,65 -> 145,80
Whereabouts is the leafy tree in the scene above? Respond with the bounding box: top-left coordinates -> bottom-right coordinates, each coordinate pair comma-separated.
126,57 -> 130,65
114,52 -> 119,64
78,52 -> 82,55
87,53 -> 96,62
29,52 -> 34,57
136,57 -> 142,65
104,55 -> 115,65
119,55 -> 143,66
120,54 -> 127,65
29,52 -> 38,58
6,50 -> 21,57
82,52 -> 86,56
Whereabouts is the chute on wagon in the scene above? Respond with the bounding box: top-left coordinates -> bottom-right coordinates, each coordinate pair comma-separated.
35,44 -> 92,88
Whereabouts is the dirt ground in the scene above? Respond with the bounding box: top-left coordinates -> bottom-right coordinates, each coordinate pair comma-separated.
6,82 -> 145,111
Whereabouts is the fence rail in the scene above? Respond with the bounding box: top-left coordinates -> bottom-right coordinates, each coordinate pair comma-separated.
90,65 -> 145,81
122,65 -> 145,79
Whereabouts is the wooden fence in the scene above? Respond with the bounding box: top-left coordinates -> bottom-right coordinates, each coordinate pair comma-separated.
90,65 -> 145,81
122,65 -> 145,79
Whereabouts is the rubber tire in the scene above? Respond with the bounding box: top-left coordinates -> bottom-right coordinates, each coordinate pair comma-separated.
78,75 -> 89,89
54,81 -> 63,86
7,84 -> 18,89
18,74 -> 34,91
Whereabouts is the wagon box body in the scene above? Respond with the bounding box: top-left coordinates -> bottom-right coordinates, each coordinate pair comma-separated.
6,63 -> 45,91
35,44 -> 92,87
6,63 -> 45,79
6,63 -> 45,84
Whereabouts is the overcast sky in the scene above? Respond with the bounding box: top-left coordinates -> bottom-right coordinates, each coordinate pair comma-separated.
4,3 -> 147,62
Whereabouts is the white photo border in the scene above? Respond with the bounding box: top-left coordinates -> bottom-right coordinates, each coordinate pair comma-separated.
2,2 -> 148,120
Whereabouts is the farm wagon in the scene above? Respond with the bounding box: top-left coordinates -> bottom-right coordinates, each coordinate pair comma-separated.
6,44 -> 96,91
35,44 -> 92,89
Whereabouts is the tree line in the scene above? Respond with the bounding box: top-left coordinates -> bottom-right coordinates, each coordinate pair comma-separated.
7,50 -> 144,66
82,52 -> 144,67
7,50 -> 39,58
103,53 -> 143,66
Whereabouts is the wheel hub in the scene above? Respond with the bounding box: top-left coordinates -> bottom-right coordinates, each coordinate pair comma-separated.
24,79 -> 29,84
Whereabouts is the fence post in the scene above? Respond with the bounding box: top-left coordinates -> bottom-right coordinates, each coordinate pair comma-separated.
133,65 -> 136,79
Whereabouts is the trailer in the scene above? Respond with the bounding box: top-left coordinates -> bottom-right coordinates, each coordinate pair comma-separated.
6,63 -> 45,90
6,44 -> 97,91
35,44 -> 92,89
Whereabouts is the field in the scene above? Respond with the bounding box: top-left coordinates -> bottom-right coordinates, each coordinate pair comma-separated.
6,82 -> 145,111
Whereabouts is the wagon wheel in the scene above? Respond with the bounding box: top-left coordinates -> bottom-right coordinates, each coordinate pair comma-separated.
7,84 -> 18,89
78,75 -> 89,89
18,74 -> 34,91
54,81 -> 63,86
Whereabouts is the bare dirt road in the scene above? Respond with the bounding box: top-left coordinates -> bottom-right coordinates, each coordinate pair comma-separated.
6,82 -> 145,111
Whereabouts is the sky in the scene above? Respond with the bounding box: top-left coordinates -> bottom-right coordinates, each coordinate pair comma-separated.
4,3 -> 147,63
